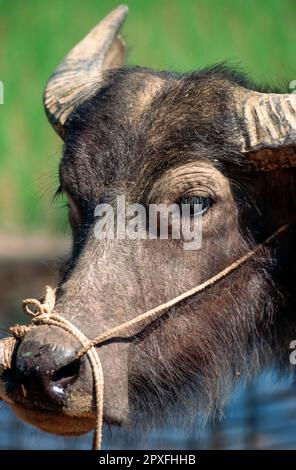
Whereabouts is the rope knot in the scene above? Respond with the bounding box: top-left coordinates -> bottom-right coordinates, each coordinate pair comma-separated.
22,285 -> 56,317
0,286 -> 57,376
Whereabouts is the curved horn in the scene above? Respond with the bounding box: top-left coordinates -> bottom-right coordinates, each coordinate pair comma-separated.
44,5 -> 128,138
234,87 -> 296,170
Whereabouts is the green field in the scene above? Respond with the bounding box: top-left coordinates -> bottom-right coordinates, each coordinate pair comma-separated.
0,0 -> 295,232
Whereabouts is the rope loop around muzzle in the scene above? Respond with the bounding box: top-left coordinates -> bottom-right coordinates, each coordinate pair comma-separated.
0,222 -> 290,450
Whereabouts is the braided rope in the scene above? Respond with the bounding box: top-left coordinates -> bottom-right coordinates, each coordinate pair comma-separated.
0,223 -> 289,450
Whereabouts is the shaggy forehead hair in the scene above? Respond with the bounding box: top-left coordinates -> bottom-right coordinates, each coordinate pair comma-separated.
60,64 -> 255,203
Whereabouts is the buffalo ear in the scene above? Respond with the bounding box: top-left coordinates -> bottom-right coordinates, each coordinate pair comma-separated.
43,5 -> 128,139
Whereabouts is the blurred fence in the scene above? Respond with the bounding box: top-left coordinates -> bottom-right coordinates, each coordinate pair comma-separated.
1,368 -> 296,449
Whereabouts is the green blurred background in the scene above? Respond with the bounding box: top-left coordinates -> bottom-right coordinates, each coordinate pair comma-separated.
1,0 -> 296,233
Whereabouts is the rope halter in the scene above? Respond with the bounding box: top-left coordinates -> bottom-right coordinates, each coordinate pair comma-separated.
0,223 -> 289,450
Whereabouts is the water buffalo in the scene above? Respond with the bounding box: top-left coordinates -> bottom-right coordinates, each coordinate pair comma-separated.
1,5 -> 296,441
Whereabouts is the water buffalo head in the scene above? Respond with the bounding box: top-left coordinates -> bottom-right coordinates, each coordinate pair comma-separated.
1,5 -> 296,439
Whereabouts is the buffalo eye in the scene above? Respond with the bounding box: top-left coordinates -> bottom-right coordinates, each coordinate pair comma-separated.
176,195 -> 213,216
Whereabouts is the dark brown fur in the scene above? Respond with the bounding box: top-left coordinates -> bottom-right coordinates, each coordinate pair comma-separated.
1,65 -> 296,437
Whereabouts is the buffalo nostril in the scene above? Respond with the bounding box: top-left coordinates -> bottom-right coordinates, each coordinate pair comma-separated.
43,359 -> 81,403
52,359 -> 81,385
